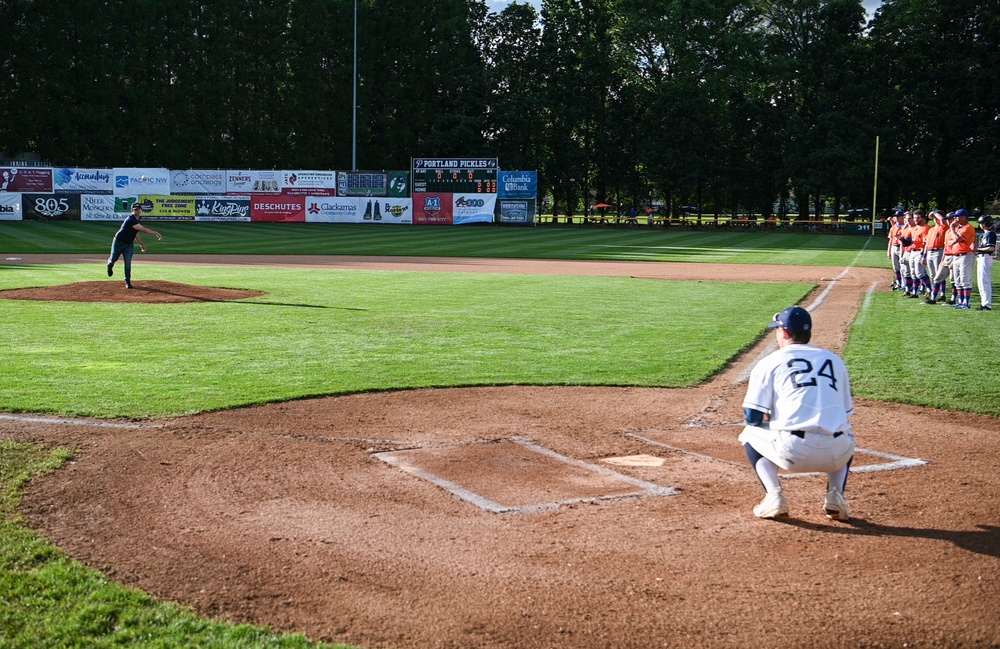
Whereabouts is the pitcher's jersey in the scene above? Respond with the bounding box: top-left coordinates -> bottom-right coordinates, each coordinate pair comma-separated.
743,343 -> 854,435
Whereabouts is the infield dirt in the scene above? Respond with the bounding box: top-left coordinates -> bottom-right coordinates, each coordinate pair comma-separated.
3,255 -> 999,649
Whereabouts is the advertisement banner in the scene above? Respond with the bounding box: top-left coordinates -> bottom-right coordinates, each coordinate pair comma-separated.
388,172 -> 410,198
52,168 -> 113,194
281,170 -> 337,196
453,193 -> 497,225
498,199 -> 536,225
138,195 -> 196,220
1,167 -> 53,193
114,196 -> 140,217
227,170 -> 281,194
195,196 -> 251,222
80,194 -> 117,221
170,169 -> 227,195
412,193 -> 453,225
21,194 -> 81,220
498,171 -> 538,199
114,168 -> 170,196
305,197 -> 412,224
251,195 -> 305,222
305,196 -> 358,222
0,193 -> 21,220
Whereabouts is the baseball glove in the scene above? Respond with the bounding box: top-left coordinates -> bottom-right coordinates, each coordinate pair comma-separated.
900,236 -> 913,247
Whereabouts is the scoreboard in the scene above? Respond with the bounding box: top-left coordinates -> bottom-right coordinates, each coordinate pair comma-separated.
411,157 -> 498,194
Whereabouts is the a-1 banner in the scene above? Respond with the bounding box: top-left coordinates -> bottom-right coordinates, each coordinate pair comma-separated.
412,193 -> 453,225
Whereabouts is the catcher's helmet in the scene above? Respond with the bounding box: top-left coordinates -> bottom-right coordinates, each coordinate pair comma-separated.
979,215 -> 995,228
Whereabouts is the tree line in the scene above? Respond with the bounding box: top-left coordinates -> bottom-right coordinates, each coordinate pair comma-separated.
1,0 -> 997,218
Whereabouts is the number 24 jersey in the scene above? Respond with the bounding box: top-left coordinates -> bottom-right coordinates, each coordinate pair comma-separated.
742,344 -> 854,436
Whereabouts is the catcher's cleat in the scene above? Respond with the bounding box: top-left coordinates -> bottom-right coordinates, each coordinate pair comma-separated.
753,490 -> 789,519
824,488 -> 849,521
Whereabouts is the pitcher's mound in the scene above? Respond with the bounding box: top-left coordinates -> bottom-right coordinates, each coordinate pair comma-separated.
0,280 -> 265,303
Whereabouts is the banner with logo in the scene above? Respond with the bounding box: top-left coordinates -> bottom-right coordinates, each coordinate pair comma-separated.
498,171 -> 538,199
412,193 -> 453,225
452,193 -> 497,225
52,168 -> 113,194
80,194 -> 117,221
0,193 -> 21,220
137,195 -> 196,220
304,197 -> 412,224
498,199 -> 536,225
1,167 -> 53,193
281,170 -> 337,196
21,194 -> 81,220
170,169 -> 227,195
114,168 -> 170,196
227,170 -> 281,194
250,196 -> 305,222
195,196 -> 251,222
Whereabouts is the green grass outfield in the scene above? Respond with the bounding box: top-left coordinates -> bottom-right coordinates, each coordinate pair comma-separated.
1,221 -> 888,266
1,223 -> 998,647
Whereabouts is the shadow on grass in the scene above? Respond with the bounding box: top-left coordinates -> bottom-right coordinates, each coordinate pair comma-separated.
138,285 -> 367,310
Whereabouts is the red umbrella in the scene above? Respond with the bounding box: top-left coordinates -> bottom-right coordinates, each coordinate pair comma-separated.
592,203 -> 613,209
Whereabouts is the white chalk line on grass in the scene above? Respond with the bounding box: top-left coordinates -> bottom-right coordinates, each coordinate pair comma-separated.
853,281 -> 880,327
732,239 -> 876,387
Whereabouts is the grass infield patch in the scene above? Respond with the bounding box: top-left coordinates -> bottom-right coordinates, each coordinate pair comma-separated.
0,221 -> 889,267
0,264 -> 812,418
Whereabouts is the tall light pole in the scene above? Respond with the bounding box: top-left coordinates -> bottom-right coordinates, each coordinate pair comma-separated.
352,0 -> 358,171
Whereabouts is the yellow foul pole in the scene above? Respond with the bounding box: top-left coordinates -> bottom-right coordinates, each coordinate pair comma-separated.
871,136 -> 880,232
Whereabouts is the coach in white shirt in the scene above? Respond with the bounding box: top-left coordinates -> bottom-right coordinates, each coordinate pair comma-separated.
739,306 -> 856,521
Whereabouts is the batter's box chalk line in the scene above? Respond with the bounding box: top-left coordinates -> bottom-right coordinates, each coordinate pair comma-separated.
373,436 -> 678,514
625,429 -> 929,476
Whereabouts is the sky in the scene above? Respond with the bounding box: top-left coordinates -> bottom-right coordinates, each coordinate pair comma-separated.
485,0 -> 884,20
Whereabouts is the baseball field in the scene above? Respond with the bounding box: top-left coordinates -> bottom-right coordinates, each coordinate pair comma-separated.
2,223 -> 999,648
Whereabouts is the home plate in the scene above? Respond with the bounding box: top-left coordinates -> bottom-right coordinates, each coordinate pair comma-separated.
374,437 -> 677,513
600,454 -> 665,467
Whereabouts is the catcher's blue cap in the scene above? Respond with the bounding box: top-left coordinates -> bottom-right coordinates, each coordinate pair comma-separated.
768,306 -> 811,332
